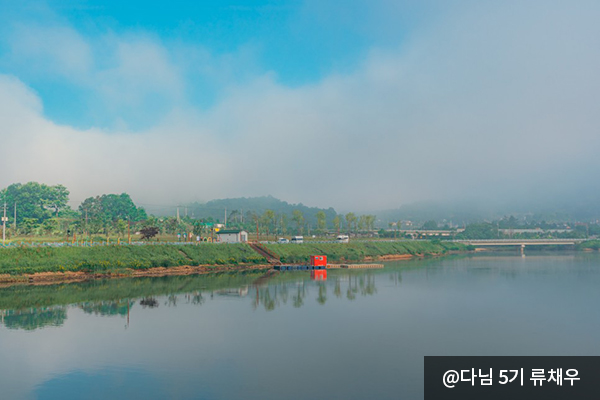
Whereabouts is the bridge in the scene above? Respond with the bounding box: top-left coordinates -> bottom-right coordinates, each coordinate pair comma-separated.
453,239 -> 584,253
454,239 -> 584,246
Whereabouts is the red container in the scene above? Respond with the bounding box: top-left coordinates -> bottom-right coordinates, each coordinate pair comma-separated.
310,255 -> 327,267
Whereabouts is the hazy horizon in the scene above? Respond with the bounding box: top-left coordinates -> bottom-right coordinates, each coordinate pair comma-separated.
1,1 -> 598,212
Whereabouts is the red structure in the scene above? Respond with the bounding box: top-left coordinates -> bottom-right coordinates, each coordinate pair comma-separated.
311,270 -> 327,280
310,255 -> 327,267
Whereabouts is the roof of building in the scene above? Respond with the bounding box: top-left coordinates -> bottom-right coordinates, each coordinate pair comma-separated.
216,229 -> 246,235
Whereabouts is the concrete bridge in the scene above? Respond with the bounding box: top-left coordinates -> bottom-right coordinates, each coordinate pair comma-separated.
453,239 -> 584,253
454,239 -> 584,246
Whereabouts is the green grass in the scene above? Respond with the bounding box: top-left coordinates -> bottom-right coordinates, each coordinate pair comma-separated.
0,240 -> 470,276
0,244 -> 267,275
264,241 -> 469,264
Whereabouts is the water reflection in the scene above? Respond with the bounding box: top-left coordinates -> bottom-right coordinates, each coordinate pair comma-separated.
2,254 -> 600,400
0,269 -> 398,330
1,306 -> 67,331
79,300 -> 134,317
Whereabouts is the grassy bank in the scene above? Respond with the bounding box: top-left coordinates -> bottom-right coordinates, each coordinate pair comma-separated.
265,241 -> 468,264
0,244 -> 266,275
0,240 -> 469,277
576,240 -> 600,250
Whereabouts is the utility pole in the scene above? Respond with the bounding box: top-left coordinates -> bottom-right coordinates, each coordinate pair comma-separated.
224,208 -> 227,227
2,203 -> 7,244
128,217 -> 131,244
13,202 -> 16,231
177,207 -> 180,223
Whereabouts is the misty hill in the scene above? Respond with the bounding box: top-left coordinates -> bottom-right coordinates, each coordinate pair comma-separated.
378,197 -> 600,227
377,201 -> 498,227
183,196 -> 338,226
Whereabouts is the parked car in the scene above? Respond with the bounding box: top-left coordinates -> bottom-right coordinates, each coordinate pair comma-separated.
290,236 -> 304,244
277,238 -> 289,244
336,235 -> 349,243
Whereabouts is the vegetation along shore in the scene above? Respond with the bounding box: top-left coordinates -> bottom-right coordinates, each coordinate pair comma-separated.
0,241 -> 468,285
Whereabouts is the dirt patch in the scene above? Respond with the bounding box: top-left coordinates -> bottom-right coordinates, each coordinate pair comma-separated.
0,264 -> 272,287
374,254 -> 415,261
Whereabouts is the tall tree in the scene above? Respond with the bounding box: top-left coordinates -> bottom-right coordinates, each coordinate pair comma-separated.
345,213 -> 356,234
358,215 -> 367,231
79,193 -> 146,234
292,209 -> 304,235
0,182 -> 70,225
262,209 -> 275,239
333,215 -> 341,235
365,215 -> 376,231
316,211 -> 326,233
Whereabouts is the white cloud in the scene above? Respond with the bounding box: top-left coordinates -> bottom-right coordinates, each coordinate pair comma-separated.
0,1 -> 599,211
7,24 -> 92,78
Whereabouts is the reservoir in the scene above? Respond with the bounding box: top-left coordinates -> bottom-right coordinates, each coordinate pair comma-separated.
1,252 -> 599,399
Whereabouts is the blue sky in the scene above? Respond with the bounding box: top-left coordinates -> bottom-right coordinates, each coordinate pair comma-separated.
0,0 -> 598,211
0,0 -> 425,130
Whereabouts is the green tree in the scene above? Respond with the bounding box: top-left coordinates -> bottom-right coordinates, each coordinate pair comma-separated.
365,215 -> 376,231
457,222 -> 499,239
345,213 -> 357,234
262,209 -> 275,239
292,210 -> 304,234
421,220 -> 438,230
333,215 -> 341,234
0,182 -> 70,225
358,215 -> 367,231
79,193 -> 147,235
41,218 -> 59,235
316,211 -> 326,233
20,218 -> 38,236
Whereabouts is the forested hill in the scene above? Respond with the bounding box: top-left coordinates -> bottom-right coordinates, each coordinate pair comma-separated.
184,196 -> 338,226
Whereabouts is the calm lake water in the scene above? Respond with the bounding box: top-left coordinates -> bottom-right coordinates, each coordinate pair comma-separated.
1,252 -> 600,399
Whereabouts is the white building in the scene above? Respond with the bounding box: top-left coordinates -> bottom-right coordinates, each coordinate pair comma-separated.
216,229 -> 249,243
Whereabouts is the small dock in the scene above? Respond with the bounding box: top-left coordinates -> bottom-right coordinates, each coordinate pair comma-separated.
274,263 -> 384,271
329,263 -> 384,269
273,265 -> 326,271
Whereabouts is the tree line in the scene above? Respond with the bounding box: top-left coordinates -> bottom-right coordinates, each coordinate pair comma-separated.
0,182 -> 378,239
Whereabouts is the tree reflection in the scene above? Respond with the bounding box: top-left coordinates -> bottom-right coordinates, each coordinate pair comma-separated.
191,292 -> 204,305
389,271 -> 402,285
79,300 -> 134,317
0,271 -> 391,324
334,281 -> 342,298
246,272 -> 382,310
2,307 -> 67,331
167,294 -> 178,307
317,283 -> 327,305
293,285 -> 305,308
140,297 -> 159,308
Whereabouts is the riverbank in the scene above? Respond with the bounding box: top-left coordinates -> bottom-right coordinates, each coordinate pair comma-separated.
0,241 -> 469,285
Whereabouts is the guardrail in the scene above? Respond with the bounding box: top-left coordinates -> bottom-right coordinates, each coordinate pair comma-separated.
0,238 -> 588,248
0,240 -> 231,248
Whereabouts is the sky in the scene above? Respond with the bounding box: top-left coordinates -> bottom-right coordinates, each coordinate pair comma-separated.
0,0 -> 599,212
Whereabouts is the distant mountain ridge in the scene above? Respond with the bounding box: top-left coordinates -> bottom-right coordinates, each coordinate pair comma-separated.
184,195 -> 338,226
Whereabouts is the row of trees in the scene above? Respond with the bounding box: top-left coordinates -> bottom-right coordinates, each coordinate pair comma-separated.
223,209 -> 377,236
0,182 -> 379,239
0,183 -> 146,238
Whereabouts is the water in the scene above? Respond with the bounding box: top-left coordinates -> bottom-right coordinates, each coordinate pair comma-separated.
1,252 -> 600,399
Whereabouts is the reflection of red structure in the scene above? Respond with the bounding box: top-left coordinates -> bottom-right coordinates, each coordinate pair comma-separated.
310,255 -> 327,267
311,270 -> 327,280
